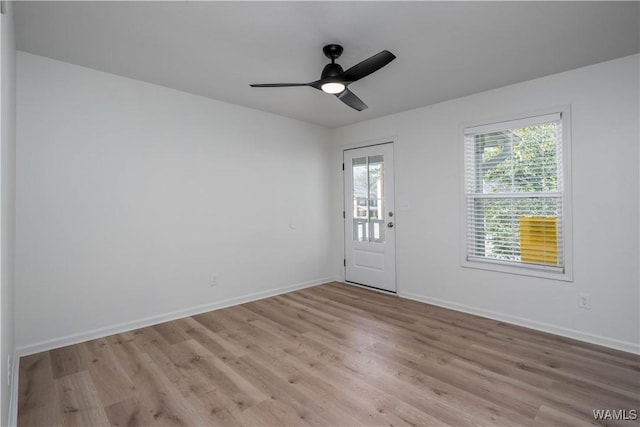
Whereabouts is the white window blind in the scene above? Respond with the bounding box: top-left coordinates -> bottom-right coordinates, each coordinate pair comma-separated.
464,113 -> 565,274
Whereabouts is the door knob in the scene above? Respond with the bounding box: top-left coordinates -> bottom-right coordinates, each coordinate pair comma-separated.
387,222 -> 394,228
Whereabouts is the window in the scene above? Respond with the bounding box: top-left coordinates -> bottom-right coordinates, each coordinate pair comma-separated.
463,111 -> 572,280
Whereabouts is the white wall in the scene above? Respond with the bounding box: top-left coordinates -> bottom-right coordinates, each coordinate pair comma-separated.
0,2 -> 17,425
332,55 -> 640,353
16,52 -> 334,353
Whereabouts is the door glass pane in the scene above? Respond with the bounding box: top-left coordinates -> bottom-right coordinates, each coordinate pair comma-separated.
369,155 -> 384,243
353,157 -> 369,242
370,199 -> 385,243
368,155 -> 384,199
352,153 -> 386,243
353,197 -> 369,243
353,219 -> 368,242
370,219 -> 385,243
352,157 -> 368,198
354,198 -> 368,219
369,198 -> 383,220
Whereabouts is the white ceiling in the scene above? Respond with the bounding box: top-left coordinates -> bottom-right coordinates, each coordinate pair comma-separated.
14,1 -> 640,128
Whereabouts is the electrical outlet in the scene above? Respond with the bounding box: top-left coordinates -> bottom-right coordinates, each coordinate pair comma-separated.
578,293 -> 591,309
209,273 -> 218,287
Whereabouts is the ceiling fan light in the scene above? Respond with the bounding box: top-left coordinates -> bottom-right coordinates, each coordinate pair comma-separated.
321,82 -> 346,94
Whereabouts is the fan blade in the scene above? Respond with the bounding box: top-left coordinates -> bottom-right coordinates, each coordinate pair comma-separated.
337,89 -> 368,111
343,50 -> 396,82
308,80 -> 323,90
250,83 -> 310,87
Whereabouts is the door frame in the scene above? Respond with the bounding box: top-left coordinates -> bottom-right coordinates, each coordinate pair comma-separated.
342,138 -> 398,293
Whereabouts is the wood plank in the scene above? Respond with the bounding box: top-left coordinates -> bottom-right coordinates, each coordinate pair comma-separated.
80,338 -> 136,407
57,371 -> 111,427
230,353 -> 363,426
234,398 -> 313,427
18,352 -> 61,425
533,404 -> 600,427
104,397 -> 162,427
128,358 -> 209,426
49,344 -> 87,380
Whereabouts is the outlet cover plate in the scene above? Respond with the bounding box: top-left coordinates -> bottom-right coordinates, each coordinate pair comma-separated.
578,293 -> 591,309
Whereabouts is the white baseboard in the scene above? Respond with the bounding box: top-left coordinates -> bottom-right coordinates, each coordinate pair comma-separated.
399,291 -> 640,355
7,350 -> 19,427
16,277 -> 335,357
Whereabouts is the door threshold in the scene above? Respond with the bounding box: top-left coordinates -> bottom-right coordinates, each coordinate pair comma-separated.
343,280 -> 397,295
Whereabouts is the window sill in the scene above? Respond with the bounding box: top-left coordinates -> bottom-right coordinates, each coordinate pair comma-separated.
461,258 -> 573,282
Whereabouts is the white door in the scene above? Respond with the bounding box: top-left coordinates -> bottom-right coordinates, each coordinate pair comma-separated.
344,143 -> 396,292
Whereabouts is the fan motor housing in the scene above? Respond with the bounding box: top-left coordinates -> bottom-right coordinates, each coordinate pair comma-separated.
321,63 -> 344,79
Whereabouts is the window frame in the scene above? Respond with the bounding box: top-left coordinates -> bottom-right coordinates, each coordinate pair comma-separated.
460,107 -> 573,282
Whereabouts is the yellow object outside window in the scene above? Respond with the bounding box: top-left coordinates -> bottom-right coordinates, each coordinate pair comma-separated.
519,216 -> 558,265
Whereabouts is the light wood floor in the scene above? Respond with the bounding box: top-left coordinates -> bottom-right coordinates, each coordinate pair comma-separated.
18,282 -> 640,426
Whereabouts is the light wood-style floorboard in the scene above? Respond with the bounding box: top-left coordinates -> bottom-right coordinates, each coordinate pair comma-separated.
18,282 -> 640,426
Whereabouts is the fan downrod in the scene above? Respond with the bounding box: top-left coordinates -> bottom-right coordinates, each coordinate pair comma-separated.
323,44 -> 343,62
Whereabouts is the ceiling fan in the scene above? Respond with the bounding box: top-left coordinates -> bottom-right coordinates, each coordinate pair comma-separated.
250,44 -> 396,111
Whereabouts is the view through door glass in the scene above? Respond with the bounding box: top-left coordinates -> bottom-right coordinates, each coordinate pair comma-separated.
352,155 -> 385,243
